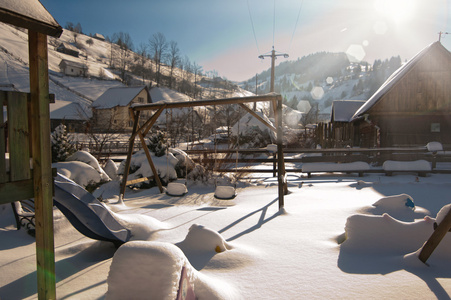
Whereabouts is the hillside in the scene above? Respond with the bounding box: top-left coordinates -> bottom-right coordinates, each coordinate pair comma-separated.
0,23 -> 243,119
240,52 -> 402,120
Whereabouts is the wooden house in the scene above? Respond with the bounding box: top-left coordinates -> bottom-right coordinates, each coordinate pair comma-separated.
329,100 -> 366,147
59,59 -> 88,77
50,100 -> 89,132
91,86 -> 152,131
351,42 -> 451,147
56,42 -> 79,57
0,0 -> 63,298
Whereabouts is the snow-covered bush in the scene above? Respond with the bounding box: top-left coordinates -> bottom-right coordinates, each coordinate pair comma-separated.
67,151 -> 110,182
146,131 -> 167,157
51,124 -> 76,162
232,126 -> 272,148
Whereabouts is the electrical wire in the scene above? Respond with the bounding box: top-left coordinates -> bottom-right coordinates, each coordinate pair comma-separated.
288,0 -> 304,51
247,0 -> 261,55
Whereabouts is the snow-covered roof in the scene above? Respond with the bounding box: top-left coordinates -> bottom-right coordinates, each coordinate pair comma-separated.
94,33 -> 105,40
0,0 -> 62,37
352,42 -> 444,120
50,100 -> 88,120
92,86 -> 149,109
58,42 -> 80,53
150,86 -> 193,103
331,100 -> 366,122
59,59 -> 86,69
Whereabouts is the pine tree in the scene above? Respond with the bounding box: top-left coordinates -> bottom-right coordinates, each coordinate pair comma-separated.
51,124 -> 76,162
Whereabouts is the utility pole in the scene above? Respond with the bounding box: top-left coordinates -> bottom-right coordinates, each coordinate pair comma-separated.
259,47 -> 289,116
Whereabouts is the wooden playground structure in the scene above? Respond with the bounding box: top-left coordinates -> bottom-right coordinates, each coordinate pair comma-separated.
120,93 -> 288,208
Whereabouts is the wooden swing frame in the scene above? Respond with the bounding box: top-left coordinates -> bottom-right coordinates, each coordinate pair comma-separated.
120,94 -> 287,209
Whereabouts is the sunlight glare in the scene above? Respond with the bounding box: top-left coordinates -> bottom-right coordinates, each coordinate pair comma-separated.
374,0 -> 416,24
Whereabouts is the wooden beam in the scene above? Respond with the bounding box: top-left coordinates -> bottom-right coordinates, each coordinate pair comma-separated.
0,93 -> 6,184
238,103 -> 277,133
0,179 -> 35,204
419,208 -> 451,263
132,94 -> 282,111
120,110 -> 140,197
28,30 -> 56,300
276,98 -> 286,209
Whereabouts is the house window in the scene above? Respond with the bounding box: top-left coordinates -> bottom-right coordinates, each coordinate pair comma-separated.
71,68 -> 74,72
138,97 -> 144,103
431,123 -> 440,133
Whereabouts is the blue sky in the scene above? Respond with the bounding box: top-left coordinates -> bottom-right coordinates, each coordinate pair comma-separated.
40,0 -> 451,82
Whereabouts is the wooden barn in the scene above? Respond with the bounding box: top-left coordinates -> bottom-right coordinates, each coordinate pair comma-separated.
352,41 -> 451,147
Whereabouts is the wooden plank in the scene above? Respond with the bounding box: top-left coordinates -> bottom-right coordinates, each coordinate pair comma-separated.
28,30 -> 56,300
0,92 -> 6,183
7,91 -> 31,181
419,208 -> 451,264
125,176 -> 154,186
120,110 -> 140,197
0,179 -> 34,204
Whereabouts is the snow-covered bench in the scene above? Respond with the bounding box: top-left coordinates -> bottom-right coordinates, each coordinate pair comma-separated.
302,161 -> 370,178
382,160 -> 431,177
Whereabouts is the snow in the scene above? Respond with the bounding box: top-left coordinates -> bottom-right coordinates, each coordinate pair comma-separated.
427,141 -> 443,153
383,160 -> 431,171
92,86 -> 148,109
3,155 -> 451,299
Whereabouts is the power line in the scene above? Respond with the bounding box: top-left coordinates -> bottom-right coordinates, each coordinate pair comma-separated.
288,0 -> 304,51
273,0 -> 276,47
247,0 -> 260,55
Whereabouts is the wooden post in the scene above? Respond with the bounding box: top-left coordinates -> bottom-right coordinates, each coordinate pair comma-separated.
276,97 -> 286,209
418,209 -> 451,263
120,109 -> 140,198
28,30 -> 56,300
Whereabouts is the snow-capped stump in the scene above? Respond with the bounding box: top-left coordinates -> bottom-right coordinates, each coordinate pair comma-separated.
214,185 -> 236,200
179,224 -> 231,253
167,182 -> 188,196
106,241 -> 194,300
434,204 -> 451,231
426,141 -> 443,153
382,160 -> 431,176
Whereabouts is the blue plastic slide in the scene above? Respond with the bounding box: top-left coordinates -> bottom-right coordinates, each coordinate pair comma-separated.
53,174 -> 131,247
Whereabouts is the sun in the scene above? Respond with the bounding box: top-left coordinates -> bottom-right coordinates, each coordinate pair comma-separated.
374,0 -> 416,25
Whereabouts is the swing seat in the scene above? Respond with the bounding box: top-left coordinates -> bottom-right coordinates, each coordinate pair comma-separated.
214,185 -> 237,200
166,182 -> 188,197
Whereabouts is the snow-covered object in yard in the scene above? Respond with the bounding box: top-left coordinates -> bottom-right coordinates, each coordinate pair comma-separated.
52,161 -> 102,188
230,111 -> 274,138
214,185 -> 236,200
117,149 -> 178,185
373,194 -> 415,210
178,224 -> 231,253
106,241 -> 193,300
167,182 -> 188,196
436,204 -> 451,226
67,151 -> 110,181
383,160 -> 431,172
103,159 -> 119,181
342,213 -> 436,254
266,144 -> 277,153
302,161 -> 370,173
426,141 -> 443,153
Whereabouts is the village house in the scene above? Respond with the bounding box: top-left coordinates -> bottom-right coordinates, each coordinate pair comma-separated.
93,33 -> 105,41
50,100 -> 89,132
56,42 -> 79,57
351,41 -> 451,147
91,86 -> 151,131
59,59 -> 88,77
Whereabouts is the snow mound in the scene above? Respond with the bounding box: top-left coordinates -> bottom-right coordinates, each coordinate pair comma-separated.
111,212 -> 169,241
362,194 -> 430,221
103,159 -> 119,180
93,180 -> 121,201
106,241 -> 191,300
426,141 -> 443,153
214,185 -> 236,199
436,204 -> 451,226
382,160 -> 431,171
52,161 -> 102,188
67,150 -> 110,181
179,224 -> 231,253
341,213 -> 435,254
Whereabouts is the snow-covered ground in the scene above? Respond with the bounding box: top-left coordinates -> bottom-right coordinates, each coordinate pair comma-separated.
2,160 -> 451,299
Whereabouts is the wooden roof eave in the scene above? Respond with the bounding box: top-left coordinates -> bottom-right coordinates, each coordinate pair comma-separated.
0,7 -> 62,37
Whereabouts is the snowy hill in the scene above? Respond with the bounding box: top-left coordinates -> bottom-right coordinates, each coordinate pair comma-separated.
240,52 -> 403,119
0,23 -> 247,121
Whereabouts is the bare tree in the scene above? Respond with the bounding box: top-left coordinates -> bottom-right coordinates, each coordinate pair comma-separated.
135,42 -> 148,85
112,32 -> 134,82
167,41 -> 180,89
149,32 -> 167,86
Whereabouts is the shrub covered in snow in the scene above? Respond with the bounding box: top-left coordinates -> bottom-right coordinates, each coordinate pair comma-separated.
51,124 -> 76,162
146,130 -> 167,157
